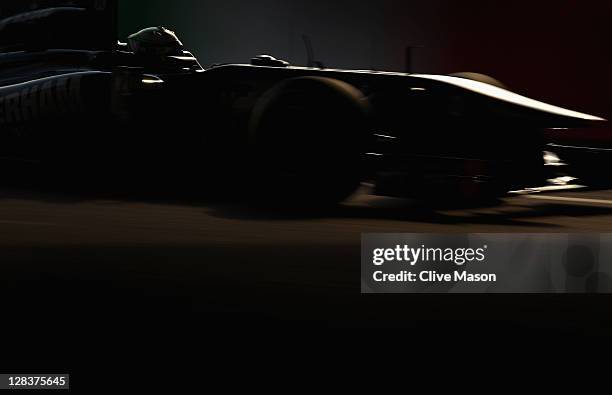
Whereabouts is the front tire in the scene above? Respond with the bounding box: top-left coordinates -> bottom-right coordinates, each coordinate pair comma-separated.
449,72 -> 508,89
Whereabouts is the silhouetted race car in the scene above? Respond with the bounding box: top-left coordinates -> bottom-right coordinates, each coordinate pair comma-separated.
0,1 -> 606,207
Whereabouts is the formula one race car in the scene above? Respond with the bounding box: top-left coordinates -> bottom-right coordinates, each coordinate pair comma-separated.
0,1 -> 606,207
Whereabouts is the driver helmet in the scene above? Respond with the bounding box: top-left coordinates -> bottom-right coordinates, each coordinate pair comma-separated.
127,26 -> 183,56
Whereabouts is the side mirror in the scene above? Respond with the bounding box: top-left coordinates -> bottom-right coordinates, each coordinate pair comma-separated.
250,55 -> 289,67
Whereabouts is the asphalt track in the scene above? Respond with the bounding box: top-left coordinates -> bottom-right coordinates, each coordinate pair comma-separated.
3,185 -> 612,245
2,184 -> 612,336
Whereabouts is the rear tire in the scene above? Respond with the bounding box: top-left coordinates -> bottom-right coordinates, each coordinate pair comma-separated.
249,77 -> 370,209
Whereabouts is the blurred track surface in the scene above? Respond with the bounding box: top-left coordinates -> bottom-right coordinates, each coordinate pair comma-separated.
2,185 -> 612,333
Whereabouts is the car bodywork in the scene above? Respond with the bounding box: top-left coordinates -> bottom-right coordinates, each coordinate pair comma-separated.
0,0 -> 606,203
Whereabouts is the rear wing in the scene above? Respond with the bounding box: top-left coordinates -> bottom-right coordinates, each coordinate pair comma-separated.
0,0 -> 117,52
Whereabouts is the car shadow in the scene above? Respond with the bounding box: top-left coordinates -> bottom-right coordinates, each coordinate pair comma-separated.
3,178 -> 612,228
205,195 -> 612,228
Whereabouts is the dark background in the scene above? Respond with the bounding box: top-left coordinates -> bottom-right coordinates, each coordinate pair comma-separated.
120,0 -> 612,137
2,1 -> 611,376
